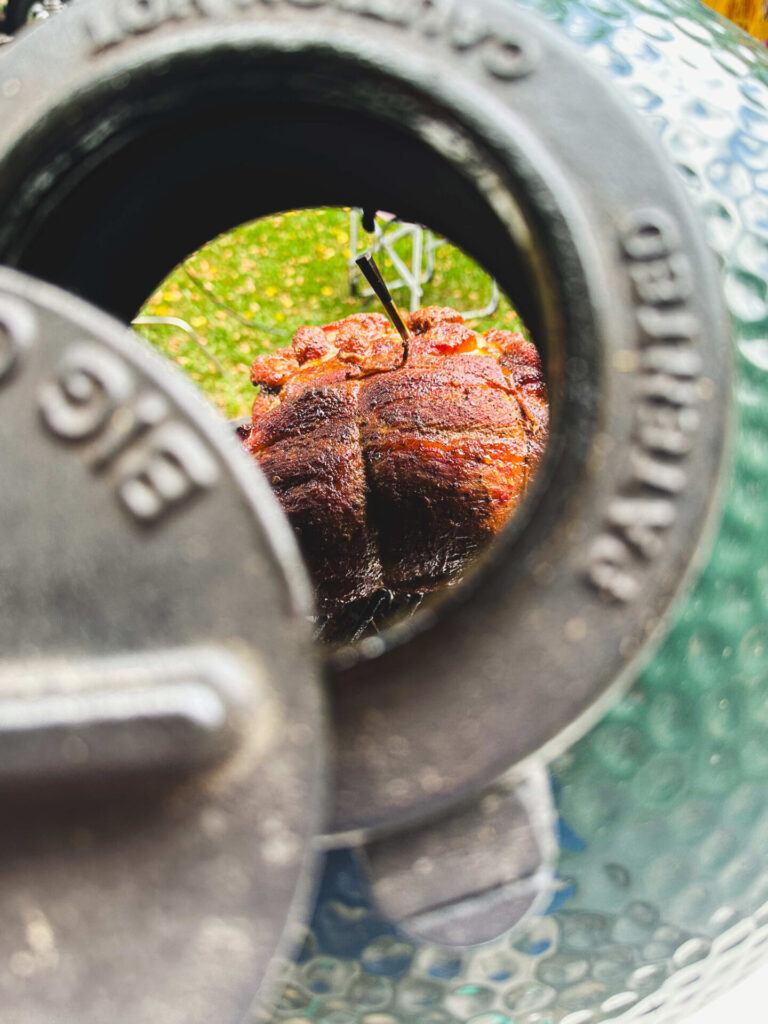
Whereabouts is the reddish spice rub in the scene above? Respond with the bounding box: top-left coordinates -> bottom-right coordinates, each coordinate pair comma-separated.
242,306 -> 548,617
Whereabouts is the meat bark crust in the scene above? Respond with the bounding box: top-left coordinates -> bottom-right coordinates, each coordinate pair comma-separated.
243,306 -> 548,619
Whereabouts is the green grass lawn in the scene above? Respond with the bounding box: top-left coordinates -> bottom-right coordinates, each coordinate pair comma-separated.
136,207 -> 526,420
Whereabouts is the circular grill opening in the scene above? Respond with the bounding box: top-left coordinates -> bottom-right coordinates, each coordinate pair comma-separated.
134,206 -> 550,648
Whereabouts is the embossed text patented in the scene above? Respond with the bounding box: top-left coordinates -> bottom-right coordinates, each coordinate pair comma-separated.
587,209 -> 704,604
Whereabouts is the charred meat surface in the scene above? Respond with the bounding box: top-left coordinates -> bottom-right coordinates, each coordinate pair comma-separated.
242,307 -> 548,625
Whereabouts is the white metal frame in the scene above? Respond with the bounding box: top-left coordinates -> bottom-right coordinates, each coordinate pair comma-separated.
132,315 -> 227,376
348,208 -> 500,320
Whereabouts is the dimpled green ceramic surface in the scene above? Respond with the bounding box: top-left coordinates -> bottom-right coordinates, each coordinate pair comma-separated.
272,2 -> 768,1023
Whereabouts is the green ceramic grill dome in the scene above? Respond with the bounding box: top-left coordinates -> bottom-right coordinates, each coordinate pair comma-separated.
0,0 -> 765,1018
